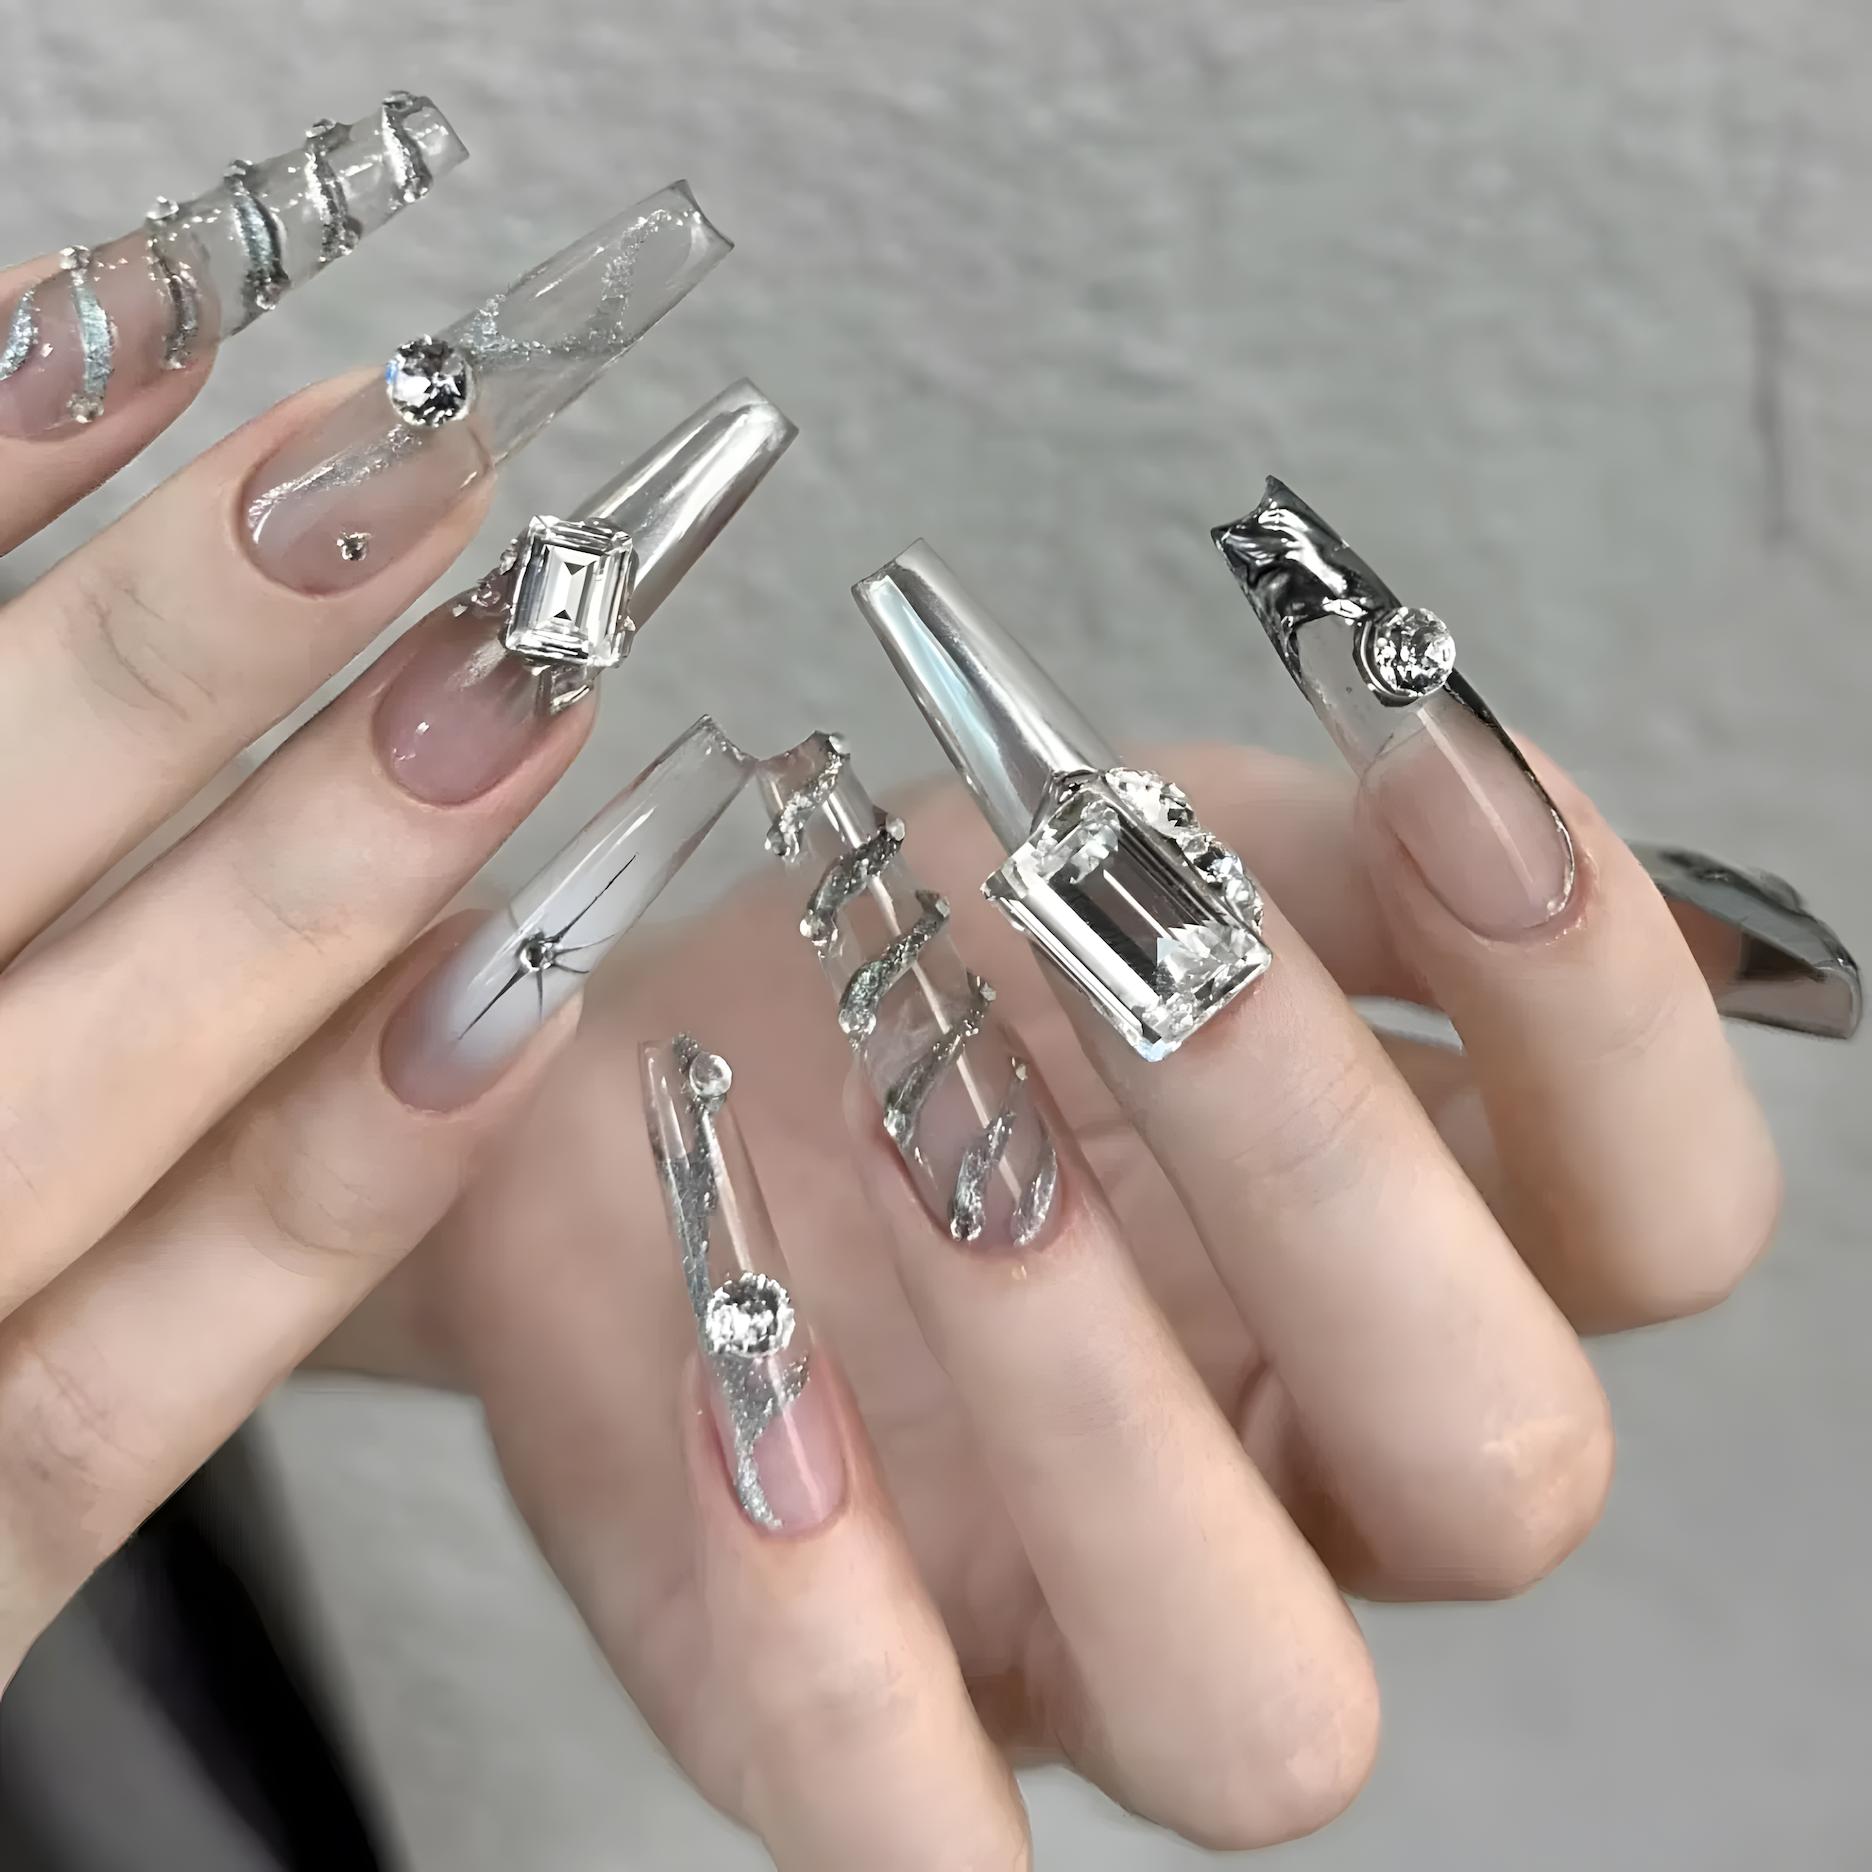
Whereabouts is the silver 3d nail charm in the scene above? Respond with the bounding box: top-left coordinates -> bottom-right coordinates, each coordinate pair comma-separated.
853,542 -> 1271,1062
476,513 -> 637,712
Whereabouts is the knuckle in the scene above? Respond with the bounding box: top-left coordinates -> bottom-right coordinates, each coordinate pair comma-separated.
1220,1045 -> 1383,1207
1177,1654 -> 1381,1850
231,1106 -> 415,1268
55,562 -> 216,731
1452,1391 -> 1617,1597
0,1333 -> 153,1587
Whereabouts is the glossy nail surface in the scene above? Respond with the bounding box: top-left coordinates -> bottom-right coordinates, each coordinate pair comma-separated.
0,94 -> 464,439
381,718 -> 749,1109
1634,843 -> 1861,1038
853,543 -> 1270,1059
243,181 -> 730,595
644,1037 -> 845,1532
757,733 -> 1059,1250
373,380 -> 796,805
1214,478 -> 1576,939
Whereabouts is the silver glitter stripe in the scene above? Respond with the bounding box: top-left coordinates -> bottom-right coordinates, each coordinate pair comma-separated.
144,203 -> 201,370
1014,1138 -> 1059,1247
223,160 -> 289,320
661,1036 -> 810,1531
883,974 -> 997,1148
801,811 -> 905,949
837,889 -> 950,1042
379,92 -> 433,205
0,289 -> 36,382
765,731 -> 850,861
61,247 -> 112,424
304,119 -> 361,261
948,1060 -> 1026,1243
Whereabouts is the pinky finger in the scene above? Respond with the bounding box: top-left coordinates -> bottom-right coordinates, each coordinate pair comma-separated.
645,1038 -> 1030,1872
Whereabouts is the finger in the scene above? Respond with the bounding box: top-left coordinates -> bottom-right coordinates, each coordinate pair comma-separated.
0,184 -> 729,950
853,543 -> 1613,1601
1213,482 -> 1784,1330
755,735 -> 1376,1847
643,1038 -> 1029,1871
0,95 -> 466,548
0,371 -> 787,1315
0,921 -> 577,1675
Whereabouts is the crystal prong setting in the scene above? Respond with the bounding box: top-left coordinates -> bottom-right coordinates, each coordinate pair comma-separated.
984,765 -> 1271,1061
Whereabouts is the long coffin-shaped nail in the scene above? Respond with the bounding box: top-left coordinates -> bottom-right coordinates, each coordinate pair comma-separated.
0,93 -> 466,440
853,543 -> 1271,1061
381,717 -> 749,1109
1213,479 -> 1577,940
374,380 -> 796,805
1632,843 -> 1861,1039
243,180 -> 730,596
643,1036 -> 846,1532
756,732 -> 1059,1250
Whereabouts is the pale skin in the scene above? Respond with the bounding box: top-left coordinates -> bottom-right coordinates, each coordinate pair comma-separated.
0,233 -> 1781,1868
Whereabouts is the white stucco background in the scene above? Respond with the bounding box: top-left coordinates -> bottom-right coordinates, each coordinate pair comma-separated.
4,0 -> 1870,1865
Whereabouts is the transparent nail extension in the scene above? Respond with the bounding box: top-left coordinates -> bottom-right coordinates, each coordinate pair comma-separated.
242,180 -> 731,595
643,1037 -> 845,1533
0,93 -> 466,439
757,733 -> 1059,1251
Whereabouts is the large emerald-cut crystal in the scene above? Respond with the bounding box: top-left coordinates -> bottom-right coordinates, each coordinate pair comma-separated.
501,514 -> 636,668
984,768 -> 1270,1060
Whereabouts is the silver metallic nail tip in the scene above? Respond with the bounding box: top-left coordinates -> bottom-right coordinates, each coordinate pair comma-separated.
851,540 -> 1119,850
1635,843 -> 1861,1040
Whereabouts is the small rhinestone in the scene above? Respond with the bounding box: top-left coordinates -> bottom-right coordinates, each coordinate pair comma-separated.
703,1272 -> 795,1360
338,531 -> 370,563
1357,605 -> 1456,704
686,1051 -> 733,1106
517,933 -> 557,973
385,335 -> 474,427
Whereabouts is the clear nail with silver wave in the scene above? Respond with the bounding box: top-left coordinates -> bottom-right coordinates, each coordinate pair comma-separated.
0,92 -> 465,439
757,732 -> 1059,1252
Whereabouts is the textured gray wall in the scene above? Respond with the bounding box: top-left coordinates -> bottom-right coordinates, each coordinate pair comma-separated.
5,0 -> 1871,1865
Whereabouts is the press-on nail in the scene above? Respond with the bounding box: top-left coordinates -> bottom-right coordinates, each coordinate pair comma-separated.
242,181 -> 731,596
645,1037 -> 846,1533
0,95 -> 464,440
381,718 -> 749,1110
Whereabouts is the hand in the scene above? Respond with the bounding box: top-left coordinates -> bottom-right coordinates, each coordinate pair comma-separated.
0,102 -> 747,1683
366,702 -> 1791,1865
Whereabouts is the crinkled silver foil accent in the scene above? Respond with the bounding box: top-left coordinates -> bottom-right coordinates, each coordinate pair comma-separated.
0,288 -> 37,382
837,888 -> 949,1042
1014,1137 -> 1058,1247
222,160 -> 289,320
379,92 -> 433,206
883,973 -> 996,1147
144,203 -> 202,371
60,247 -> 112,424
304,119 -> 362,261
765,730 -> 850,861
948,1059 -> 1025,1243
660,1036 -> 811,1530
801,810 -> 905,949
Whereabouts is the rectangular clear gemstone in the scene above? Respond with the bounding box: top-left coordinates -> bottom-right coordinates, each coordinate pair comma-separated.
985,779 -> 1270,1060
504,516 -> 635,667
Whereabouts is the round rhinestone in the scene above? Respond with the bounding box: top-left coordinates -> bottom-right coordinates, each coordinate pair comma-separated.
517,933 -> 556,973
385,335 -> 474,427
1190,840 -> 1244,888
686,1051 -> 733,1106
703,1272 -> 795,1360
1358,605 -> 1456,703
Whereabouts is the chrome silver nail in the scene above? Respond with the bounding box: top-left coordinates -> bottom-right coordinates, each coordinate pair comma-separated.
852,543 -> 1270,1061
756,733 -> 1059,1250
1635,844 -> 1861,1039
461,380 -> 797,715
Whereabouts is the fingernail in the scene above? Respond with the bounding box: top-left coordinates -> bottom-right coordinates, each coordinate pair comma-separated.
380,717 -> 750,1109
241,180 -> 731,596
851,543 -> 1271,1059
1214,480 -> 1576,939
756,733 -> 1060,1252
373,381 -> 796,806
1633,842 -> 1862,1039
643,1036 -> 845,1533
0,93 -> 465,440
